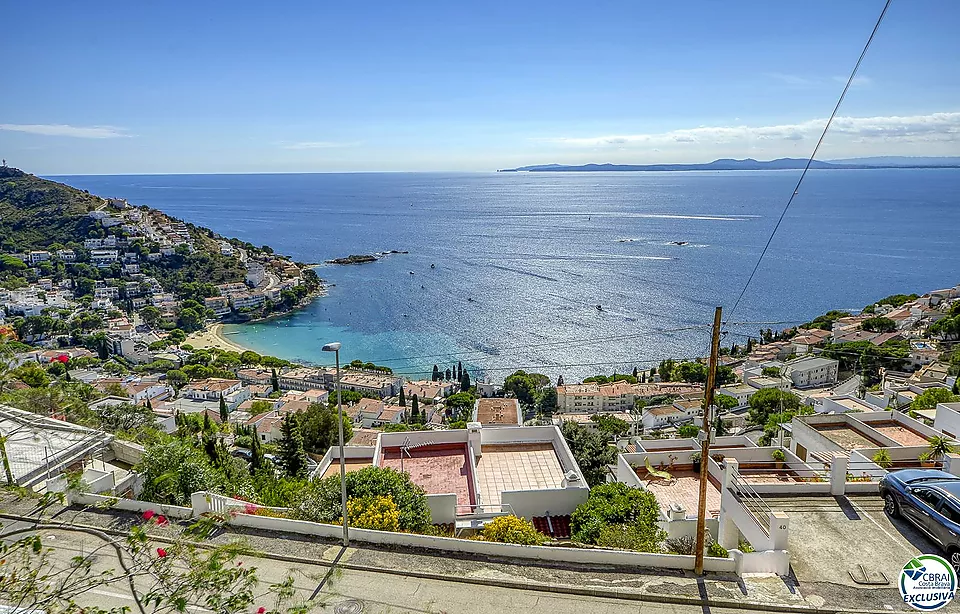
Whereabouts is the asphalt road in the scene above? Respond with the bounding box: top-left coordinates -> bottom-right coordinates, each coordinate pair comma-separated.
1,525 -> 778,614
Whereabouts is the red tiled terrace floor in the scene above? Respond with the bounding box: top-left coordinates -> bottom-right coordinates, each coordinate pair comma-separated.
379,443 -> 475,506
868,421 -> 930,447
634,467 -> 722,518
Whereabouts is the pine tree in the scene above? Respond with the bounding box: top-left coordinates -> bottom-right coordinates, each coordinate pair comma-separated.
399,387 -> 406,407
953,380 -> 960,396
219,394 -> 228,423
432,365 -> 440,381
277,415 -> 308,478
271,368 -> 280,392
411,395 -> 420,424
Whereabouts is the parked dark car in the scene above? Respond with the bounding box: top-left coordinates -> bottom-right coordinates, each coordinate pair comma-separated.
880,469 -> 960,571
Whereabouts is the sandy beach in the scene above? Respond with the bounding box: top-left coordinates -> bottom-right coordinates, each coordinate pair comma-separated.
185,323 -> 252,353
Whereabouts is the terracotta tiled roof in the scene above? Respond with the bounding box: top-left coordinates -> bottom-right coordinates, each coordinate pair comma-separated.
532,515 -> 571,539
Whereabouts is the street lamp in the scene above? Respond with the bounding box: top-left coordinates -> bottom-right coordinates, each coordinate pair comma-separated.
322,341 -> 348,547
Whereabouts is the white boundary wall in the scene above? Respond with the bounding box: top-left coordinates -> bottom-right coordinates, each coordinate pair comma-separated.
226,511 -> 737,573
69,491 -> 193,519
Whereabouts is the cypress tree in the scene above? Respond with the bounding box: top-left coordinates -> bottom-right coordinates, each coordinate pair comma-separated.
277,415 -> 308,478
411,394 -> 420,424
250,428 -> 263,473
202,412 -> 213,433
399,387 -> 406,407
557,375 -> 564,387
457,362 -> 463,381
745,338 -> 754,354
954,380 -> 960,396
649,367 -> 656,378
445,368 -> 451,381
219,394 -> 228,423
271,368 -> 280,392
461,370 -> 471,392
632,366 -> 638,379
432,365 -> 440,381
146,397 -> 153,411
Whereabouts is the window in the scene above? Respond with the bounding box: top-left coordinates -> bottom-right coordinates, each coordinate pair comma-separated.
914,488 -> 943,509
940,503 -> 960,524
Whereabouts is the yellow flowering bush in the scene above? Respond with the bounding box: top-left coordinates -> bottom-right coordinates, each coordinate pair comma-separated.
343,495 -> 401,532
477,515 -> 547,545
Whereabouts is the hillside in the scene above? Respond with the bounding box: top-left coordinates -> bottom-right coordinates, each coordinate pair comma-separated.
0,167 -> 249,291
497,157 -> 960,173
0,166 -> 103,251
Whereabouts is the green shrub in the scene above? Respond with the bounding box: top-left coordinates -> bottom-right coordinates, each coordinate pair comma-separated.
571,482 -> 664,551
477,515 -> 546,545
596,523 -> 663,552
292,466 -> 431,532
707,542 -> 729,558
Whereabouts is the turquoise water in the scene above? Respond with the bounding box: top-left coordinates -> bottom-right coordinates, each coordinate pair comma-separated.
53,170 -> 960,381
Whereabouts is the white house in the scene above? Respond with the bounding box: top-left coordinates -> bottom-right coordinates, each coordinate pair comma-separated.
180,378 -> 243,402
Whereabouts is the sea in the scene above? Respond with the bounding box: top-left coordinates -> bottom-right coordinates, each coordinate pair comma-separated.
50,169 -> 960,382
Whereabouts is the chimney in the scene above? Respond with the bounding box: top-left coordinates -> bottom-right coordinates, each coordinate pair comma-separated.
467,421 -> 482,458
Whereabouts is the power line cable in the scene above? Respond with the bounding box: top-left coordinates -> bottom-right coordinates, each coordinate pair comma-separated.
727,0 -> 893,319
385,355 -> 705,377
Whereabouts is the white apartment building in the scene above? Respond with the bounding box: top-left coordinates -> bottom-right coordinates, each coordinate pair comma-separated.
245,262 -> 265,287
230,292 -> 266,309
783,356 -> 839,389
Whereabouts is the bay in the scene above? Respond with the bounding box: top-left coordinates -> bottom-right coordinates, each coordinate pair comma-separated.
50,169 -> 960,381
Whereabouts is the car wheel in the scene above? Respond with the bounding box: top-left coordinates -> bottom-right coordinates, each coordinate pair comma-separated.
949,549 -> 960,574
883,493 -> 900,518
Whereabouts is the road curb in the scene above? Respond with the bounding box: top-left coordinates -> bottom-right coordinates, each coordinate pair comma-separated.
0,510 -> 873,614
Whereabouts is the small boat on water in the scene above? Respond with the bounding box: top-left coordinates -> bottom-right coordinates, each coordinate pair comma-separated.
409,271 -> 415,275
669,241 -> 689,246
596,304 -> 603,311
431,263 -> 436,269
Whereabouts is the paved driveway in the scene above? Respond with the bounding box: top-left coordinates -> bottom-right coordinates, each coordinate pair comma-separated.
762,494 -> 951,611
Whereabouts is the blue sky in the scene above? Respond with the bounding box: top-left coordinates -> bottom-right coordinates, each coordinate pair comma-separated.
1,0 -> 958,173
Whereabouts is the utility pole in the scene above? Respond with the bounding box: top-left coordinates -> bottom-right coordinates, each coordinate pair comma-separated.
694,306 -> 722,575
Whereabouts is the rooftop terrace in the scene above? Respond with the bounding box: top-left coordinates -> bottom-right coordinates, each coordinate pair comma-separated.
634,466 -> 721,518
379,443 -> 475,506
867,421 -> 930,447
475,443 -> 564,506
814,424 -> 884,450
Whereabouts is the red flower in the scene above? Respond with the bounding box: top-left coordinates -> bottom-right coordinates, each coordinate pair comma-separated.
156,515 -> 168,526
142,510 -> 156,521
244,503 -> 258,515
257,608 -> 265,614
156,548 -> 167,558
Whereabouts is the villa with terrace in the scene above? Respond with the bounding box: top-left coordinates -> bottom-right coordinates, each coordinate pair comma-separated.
312,422 -> 589,535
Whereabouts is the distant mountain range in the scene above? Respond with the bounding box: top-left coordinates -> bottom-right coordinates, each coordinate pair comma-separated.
497,157 -> 960,173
